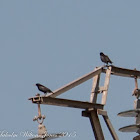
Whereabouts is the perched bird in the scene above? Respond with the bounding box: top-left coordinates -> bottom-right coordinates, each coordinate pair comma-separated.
100,52 -> 113,65
35,83 -> 53,94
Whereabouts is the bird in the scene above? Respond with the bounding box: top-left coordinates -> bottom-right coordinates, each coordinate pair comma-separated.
35,83 -> 53,94
100,52 -> 113,65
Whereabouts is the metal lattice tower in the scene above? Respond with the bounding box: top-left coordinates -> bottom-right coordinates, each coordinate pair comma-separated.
29,65 -> 140,140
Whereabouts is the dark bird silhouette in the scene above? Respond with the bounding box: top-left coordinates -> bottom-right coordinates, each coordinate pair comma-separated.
100,52 -> 113,65
35,83 -> 53,94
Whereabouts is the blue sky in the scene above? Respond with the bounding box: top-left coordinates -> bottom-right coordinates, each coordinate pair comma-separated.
1,0 -> 140,140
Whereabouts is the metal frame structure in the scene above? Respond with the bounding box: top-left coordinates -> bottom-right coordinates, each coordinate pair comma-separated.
118,77 -> 140,139
29,65 -> 140,140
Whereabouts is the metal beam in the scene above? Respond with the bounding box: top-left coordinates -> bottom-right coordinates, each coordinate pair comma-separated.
82,109 -> 119,140
90,68 -> 101,103
97,109 -> 107,116
47,66 -> 104,98
103,66 -> 140,78
89,110 -> 105,140
103,115 -> 119,140
82,110 -> 105,139
29,97 -> 104,110
46,66 -> 140,99
98,109 -> 119,140
101,66 -> 112,105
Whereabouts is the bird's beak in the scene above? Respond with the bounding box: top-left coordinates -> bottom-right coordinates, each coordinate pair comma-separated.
33,84 -> 36,86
